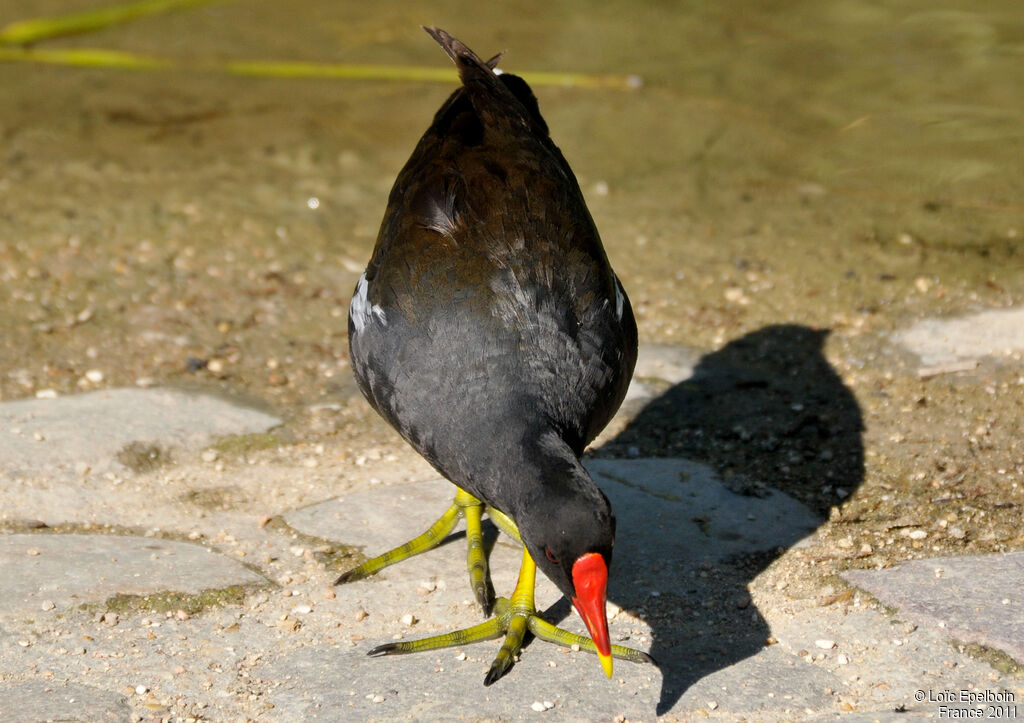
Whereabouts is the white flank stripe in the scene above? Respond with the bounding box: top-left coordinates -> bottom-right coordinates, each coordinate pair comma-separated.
350,272 -> 386,332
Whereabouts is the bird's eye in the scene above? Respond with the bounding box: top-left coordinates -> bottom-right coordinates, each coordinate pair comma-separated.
544,547 -> 559,564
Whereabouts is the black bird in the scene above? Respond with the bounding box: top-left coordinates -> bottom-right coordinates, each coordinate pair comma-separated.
338,26 -> 651,685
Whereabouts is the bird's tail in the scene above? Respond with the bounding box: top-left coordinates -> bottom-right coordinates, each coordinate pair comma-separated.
422,26 -> 548,137
422,26 -> 500,85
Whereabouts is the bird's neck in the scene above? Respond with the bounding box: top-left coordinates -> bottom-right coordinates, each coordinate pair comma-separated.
502,431 -> 594,519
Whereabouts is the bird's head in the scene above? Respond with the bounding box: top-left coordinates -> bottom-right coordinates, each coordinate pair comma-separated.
518,466 -> 616,678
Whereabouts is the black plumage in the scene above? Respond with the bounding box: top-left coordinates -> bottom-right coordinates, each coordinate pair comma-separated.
346,27 -> 638,673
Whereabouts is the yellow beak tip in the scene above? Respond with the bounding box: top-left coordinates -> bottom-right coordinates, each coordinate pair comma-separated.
599,653 -> 614,678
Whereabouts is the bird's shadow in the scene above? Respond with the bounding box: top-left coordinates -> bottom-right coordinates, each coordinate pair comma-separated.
579,323 -> 865,714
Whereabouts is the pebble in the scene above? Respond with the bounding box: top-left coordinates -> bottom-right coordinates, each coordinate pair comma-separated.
275,617 -> 298,631
400,613 -> 417,626
293,604 -> 312,615
200,449 -> 218,463
354,609 -> 368,621
135,685 -> 148,695
40,599 -> 55,611
84,369 -> 104,383
837,653 -> 850,665
724,287 -> 747,303
815,639 -> 836,650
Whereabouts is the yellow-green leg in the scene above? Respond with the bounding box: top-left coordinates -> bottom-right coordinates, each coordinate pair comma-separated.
367,547 -> 655,686
335,488 -> 497,613
483,504 -> 521,544
463,494 -> 491,612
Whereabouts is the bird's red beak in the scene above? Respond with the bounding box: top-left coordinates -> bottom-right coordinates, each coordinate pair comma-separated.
571,552 -> 613,678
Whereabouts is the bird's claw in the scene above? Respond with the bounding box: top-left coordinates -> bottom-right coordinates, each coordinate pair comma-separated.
363,578 -> 654,684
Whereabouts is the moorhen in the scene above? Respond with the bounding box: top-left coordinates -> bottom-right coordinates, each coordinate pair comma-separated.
337,26 -> 651,685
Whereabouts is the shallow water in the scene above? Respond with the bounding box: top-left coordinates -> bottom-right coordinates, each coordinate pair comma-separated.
1,2 -> 1022,405
4,2 -> 1021,363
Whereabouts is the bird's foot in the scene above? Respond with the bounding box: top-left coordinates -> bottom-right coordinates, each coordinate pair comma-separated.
335,488 -> 519,616
366,549 -> 654,685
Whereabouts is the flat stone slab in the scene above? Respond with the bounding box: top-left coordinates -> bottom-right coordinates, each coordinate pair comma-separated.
761,601 -> 1021,718
257,636 -> 837,722
260,643 -> 664,722
0,680 -> 130,723
673,644 -> 837,714
625,344 -> 700,400
0,387 -> 281,476
842,552 -> 1024,664
893,305 -> 1024,366
633,344 -> 701,384
0,534 -> 267,617
588,457 -> 819,564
